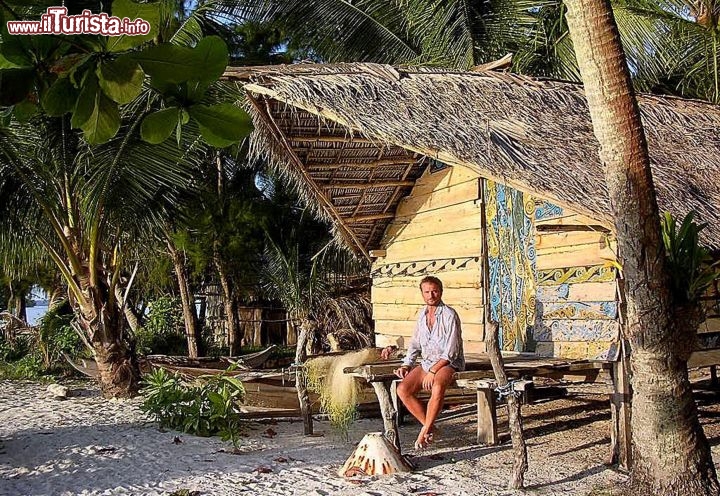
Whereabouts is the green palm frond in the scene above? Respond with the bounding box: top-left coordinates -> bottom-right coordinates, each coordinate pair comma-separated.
612,0 -> 720,102
214,0 -> 419,63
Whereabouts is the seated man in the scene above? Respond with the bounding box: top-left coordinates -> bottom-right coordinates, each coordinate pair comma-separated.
381,275 -> 465,450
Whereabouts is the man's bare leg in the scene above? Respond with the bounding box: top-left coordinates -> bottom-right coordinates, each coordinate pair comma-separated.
397,366 -> 455,448
416,366 -> 454,447
396,366 -> 427,426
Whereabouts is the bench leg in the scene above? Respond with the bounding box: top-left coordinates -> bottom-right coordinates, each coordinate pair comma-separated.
372,380 -> 401,452
609,357 -> 632,470
477,387 -> 499,445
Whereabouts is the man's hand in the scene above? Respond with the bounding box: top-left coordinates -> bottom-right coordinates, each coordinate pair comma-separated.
394,365 -> 410,378
422,370 -> 435,391
380,345 -> 398,360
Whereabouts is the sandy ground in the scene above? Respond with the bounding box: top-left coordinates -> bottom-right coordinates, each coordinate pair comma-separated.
1,378 -> 719,496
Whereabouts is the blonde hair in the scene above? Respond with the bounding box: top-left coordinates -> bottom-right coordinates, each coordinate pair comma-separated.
419,276 -> 443,291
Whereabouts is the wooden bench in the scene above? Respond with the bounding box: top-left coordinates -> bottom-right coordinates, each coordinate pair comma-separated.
345,356 -> 615,455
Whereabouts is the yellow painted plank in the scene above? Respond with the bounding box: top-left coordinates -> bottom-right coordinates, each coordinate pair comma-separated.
372,268 -> 481,289
373,303 -> 484,323
537,265 -> 616,286
535,231 -> 613,251
375,333 -> 487,355
383,229 -> 481,263
384,200 -> 481,243
408,164 -> 480,197
534,340 -> 615,360
394,179 -> 480,218
698,318 -> 720,333
536,246 -> 617,270
372,285 -> 483,306
463,340 -> 487,355
535,212 -> 604,227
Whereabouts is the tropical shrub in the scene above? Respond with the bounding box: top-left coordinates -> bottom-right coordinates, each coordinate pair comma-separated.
0,351 -> 45,380
36,303 -> 85,368
140,367 -> 246,448
0,333 -> 30,362
0,301 -> 83,379
136,297 -> 186,356
661,211 -> 720,304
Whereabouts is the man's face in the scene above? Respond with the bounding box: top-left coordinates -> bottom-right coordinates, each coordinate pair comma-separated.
421,282 -> 442,306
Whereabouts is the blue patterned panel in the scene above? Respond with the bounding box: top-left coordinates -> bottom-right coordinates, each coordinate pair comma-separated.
535,200 -> 564,220
485,180 -> 537,351
533,320 -> 620,342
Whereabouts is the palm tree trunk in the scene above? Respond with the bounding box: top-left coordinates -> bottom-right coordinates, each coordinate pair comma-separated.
9,284 -> 27,323
75,286 -> 140,399
214,248 -> 239,355
564,0 -> 719,492
167,240 -> 200,358
295,318 -> 314,435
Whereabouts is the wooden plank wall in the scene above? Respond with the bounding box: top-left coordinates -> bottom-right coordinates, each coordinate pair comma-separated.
699,280 -> 720,334
533,201 -> 621,359
371,165 -> 486,354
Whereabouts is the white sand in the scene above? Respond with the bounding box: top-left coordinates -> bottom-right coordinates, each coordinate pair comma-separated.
0,379 -> 642,495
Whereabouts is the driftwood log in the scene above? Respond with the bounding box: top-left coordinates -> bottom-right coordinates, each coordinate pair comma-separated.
484,320 -> 528,489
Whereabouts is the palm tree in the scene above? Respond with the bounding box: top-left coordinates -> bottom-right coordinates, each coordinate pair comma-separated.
216,0 -> 581,74
0,114 -> 207,397
612,0 -> 720,103
564,0 -> 720,492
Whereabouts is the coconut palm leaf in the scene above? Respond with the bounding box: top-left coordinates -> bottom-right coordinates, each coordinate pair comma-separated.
214,0 -> 420,64
613,0 -> 720,102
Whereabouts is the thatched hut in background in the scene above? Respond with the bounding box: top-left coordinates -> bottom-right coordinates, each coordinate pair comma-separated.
224,63 -> 720,366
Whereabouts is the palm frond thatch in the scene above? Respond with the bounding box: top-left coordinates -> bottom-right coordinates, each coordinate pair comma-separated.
224,63 -> 720,252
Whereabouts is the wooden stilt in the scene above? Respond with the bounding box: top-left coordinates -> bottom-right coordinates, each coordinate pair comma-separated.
477,385 -> 499,445
372,380 -> 401,452
609,352 -> 632,470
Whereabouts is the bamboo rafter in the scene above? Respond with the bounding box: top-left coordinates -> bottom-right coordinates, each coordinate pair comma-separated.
321,181 -> 415,190
345,213 -> 395,223
246,94 -> 370,259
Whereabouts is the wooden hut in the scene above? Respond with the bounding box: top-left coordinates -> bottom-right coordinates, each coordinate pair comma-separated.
224,63 -> 720,365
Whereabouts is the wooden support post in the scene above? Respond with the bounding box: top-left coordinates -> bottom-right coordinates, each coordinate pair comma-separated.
711,365 -> 718,387
252,308 -> 262,347
390,379 -> 405,425
477,385 -> 499,445
609,354 -> 632,470
372,380 -> 401,452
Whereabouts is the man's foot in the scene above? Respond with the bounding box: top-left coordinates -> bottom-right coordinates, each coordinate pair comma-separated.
414,427 -> 435,451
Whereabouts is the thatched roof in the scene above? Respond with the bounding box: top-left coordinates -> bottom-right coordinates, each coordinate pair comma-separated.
224,63 -> 720,255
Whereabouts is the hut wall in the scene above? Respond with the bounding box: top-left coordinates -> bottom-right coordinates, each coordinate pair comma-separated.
532,201 -> 621,359
695,281 -> 720,363
371,165 -> 486,354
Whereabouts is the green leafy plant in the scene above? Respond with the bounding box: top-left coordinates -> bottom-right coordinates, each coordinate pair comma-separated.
661,211 -> 720,303
0,333 -> 30,362
140,367 -> 246,448
0,352 -> 45,380
1,2 -> 252,146
36,303 -> 85,368
136,296 -> 186,356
